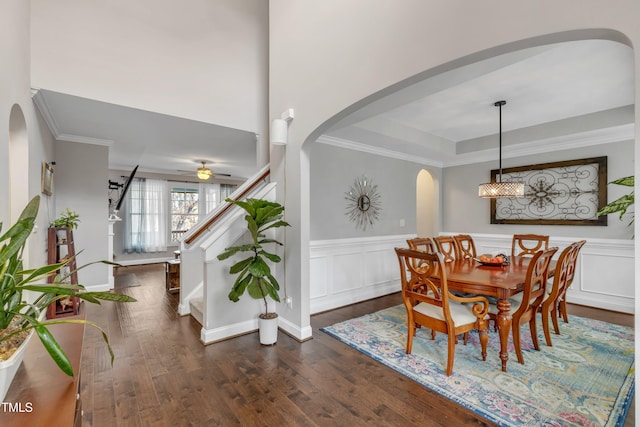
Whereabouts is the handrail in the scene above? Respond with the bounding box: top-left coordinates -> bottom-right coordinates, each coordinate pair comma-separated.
184,167 -> 271,245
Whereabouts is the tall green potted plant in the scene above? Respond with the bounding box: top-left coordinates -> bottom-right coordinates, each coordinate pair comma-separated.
0,195 -> 136,400
217,198 -> 290,345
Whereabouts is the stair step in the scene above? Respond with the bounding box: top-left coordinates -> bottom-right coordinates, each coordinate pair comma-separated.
189,297 -> 204,326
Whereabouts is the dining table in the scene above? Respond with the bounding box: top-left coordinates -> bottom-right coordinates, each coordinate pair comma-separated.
431,256 -> 555,372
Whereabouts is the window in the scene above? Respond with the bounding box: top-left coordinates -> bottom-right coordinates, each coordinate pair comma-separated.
124,178 -> 168,253
124,179 -> 239,250
171,187 -> 199,243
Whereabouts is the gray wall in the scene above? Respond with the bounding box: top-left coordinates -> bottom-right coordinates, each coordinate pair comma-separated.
54,141 -> 109,286
309,142 -> 436,240
443,140 -> 634,239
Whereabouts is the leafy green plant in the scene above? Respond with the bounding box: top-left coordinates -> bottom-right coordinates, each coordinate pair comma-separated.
0,195 -> 136,376
51,208 -> 80,230
217,198 -> 290,317
597,176 -> 634,225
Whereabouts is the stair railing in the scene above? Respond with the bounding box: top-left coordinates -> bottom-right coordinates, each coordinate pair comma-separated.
183,164 -> 271,246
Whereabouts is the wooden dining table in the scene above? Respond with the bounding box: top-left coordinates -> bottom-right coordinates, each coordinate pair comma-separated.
431,256 -> 555,372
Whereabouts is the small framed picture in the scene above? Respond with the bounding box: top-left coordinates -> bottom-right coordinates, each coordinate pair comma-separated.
41,161 -> 54,196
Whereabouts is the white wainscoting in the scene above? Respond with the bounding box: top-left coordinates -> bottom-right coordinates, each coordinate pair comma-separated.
310,233 -> 635,315
310,235 -> 414,314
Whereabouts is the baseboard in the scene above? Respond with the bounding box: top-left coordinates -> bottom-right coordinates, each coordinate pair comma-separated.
84,283 -> 112,292
278,316 -> 313,342
200,318 -> 258,344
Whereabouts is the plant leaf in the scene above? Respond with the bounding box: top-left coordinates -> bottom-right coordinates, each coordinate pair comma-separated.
34,325 -> 74,376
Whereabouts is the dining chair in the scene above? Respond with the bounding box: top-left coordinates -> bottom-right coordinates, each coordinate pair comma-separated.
407,237 -> 436,254
395,248 -> 489,376
557,240 -> 586,325
489,247 -> 558,364
433,236 -> 457,263
453,234 -> 476,259
511,234 -> 549,258
538,241 -> 584,346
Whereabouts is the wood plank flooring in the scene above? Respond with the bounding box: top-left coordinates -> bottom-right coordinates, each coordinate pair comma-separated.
80,264 -> 634,426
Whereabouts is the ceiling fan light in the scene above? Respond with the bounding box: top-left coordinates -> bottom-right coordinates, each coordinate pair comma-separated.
197,167 -> 212,180
478,181 -> 525,198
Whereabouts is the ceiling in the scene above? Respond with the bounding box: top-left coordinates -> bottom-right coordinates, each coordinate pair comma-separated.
33,39 -> 634,181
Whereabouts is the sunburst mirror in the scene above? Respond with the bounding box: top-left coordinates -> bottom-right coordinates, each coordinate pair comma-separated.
345,175 -> 382,231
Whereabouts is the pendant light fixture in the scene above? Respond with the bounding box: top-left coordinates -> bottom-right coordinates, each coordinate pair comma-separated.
478,100 -> 525,198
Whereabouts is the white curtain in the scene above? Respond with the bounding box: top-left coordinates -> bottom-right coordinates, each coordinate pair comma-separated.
199,183 -> 219,215
124,178 -> 168,253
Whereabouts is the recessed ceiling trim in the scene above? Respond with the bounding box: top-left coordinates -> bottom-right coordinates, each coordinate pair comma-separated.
445,123 -> 634,167
317,135 -> 444,168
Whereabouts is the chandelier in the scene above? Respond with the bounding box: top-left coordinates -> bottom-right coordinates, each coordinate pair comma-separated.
478,100 -> 525,198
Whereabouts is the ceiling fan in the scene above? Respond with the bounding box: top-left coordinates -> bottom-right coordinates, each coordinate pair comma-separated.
178,161 -> 232,180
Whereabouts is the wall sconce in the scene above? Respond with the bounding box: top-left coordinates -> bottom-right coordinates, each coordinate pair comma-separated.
270,109 -> 295,146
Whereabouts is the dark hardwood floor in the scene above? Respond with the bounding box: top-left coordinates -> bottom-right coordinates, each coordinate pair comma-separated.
80,264 -> 634,426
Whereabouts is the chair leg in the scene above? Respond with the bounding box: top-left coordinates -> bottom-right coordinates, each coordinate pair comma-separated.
463,332 -> 468,345
406,322 -> 414,354
529,316 -> 540,351
541,304 -> 553,347
445,333 -> 456,376
559,299 -> 569,323
513,324 -> 524,364
478,321 -> 488,361
550,302 -> 561,335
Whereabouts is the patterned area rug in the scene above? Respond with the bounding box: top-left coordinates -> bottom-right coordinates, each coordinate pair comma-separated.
321,305 -> 634,427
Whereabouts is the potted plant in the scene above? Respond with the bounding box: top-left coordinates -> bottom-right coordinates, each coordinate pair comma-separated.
597,176 -> 634,226
0,195 -> 136,400
51,208 -> 80,230
217,198 -> 290,345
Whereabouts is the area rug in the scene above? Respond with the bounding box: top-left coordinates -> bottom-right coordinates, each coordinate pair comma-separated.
321,305 -> 634,427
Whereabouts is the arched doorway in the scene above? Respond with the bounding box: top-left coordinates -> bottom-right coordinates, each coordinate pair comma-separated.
416,169 -> 436,237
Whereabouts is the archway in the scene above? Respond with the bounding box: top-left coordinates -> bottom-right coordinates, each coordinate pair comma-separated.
416,169 -> 436,237
8,104 -> 28,223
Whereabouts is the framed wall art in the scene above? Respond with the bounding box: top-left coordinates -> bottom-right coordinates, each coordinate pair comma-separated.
490,156 -> 607,226
41,161 -> 54,196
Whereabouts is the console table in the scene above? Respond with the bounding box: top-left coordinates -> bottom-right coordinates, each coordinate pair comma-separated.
0,317 -> 84,426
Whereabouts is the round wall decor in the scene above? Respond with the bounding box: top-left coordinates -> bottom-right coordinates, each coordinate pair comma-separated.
345,175 -> 381,231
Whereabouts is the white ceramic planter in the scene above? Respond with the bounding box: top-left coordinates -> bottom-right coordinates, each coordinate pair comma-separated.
259,314 -> 278,345
0,331 -> 34,401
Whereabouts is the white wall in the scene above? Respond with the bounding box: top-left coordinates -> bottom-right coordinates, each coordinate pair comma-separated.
0,1 -> 54,271
54,141 -> 109,287
30,0 -> 269,141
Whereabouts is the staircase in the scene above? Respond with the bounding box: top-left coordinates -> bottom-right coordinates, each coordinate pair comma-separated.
177,165 -> 278,343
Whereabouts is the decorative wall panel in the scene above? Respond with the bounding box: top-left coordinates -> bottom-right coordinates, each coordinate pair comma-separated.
490,157 -> 607,225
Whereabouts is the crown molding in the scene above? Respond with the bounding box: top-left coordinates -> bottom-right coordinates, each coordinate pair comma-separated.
318,124 -> 633,168
316,135 -> 444,168
56,133 -> 114,146
31,88 -> 61,138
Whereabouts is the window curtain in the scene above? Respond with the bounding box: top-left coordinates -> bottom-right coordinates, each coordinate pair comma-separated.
199,183 -> 219,215
124,178 -> 168,253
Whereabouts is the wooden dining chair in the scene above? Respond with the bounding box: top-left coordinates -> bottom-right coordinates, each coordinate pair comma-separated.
433,236 -> 457,263
489,247 -> 558,364
540,240 -> 586,346
557,240 -> 586,325
407,237 -> 436,254
453,234 -> 476,259
511,234 -> 549,258
395,247 -> 489,376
